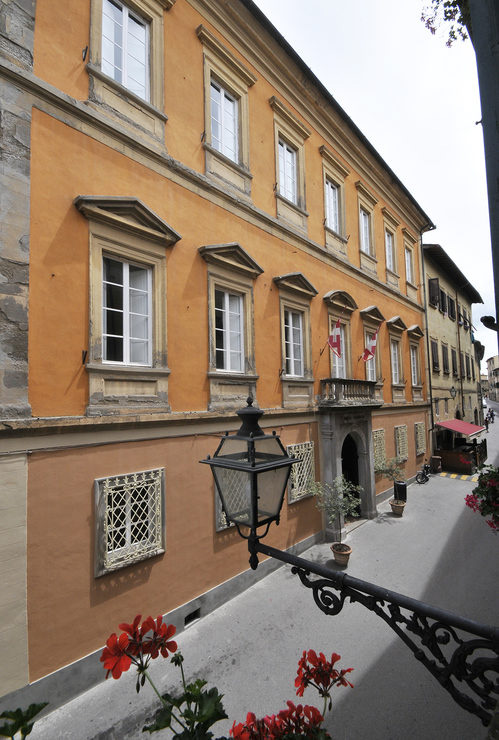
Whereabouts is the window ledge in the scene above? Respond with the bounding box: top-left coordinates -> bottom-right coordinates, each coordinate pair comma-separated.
275,193 -> 308,233
204,143 -> 253,196
86,63 -> 167,142
86,362 -> 170,378
207,371 -> 259,381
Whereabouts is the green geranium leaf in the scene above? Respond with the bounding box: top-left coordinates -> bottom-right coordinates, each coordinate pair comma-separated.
0,704 -> 48,739
142,704 -> 173,733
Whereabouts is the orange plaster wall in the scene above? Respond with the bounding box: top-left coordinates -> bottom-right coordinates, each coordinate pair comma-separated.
26,423 -> 320,681
33,1 -> 90,101
29,108 -> 426,417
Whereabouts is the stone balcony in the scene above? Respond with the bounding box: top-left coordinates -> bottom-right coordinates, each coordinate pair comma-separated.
319,378 -> 382,408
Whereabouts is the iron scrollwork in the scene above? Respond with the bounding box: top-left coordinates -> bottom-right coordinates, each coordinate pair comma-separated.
256,543 -> 499,727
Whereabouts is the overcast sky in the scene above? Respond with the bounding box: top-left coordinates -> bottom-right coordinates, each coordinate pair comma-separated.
252,0 -> 495,371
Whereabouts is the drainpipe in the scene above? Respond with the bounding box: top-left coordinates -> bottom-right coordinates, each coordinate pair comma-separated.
456,290 -> 466,418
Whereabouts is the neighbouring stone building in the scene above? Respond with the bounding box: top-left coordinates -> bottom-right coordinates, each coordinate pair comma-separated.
0,0 -> 434,710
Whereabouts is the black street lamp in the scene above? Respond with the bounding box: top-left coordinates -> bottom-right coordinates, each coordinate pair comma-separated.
200,400 -> 499,726
200,397 -> 299,569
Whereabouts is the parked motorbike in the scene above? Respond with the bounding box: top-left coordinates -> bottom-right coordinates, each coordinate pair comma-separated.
416,461 -> 431,484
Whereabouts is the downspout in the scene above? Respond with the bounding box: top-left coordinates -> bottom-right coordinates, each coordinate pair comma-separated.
420,224 -> 437,449
456,290 -> 465,418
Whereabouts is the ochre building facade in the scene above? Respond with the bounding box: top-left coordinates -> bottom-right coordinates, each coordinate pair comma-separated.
0,0 -> 434,706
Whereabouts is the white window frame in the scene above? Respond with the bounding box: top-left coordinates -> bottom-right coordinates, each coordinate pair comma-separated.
365,330 -> 377,382
278,138 -> 297,204
214,288 -> 244,373
385,229 -> 395,272
102,0 -> 150,101
331,323 -> 346,379
360,207 -> 371,255
405,246 -> 414,284
102,255 -> 153,366
325,178 -> 340,233
210,79 -> 239,163
410,344 -> 419,386
391,339 -> 401,385
284,308 -> 304,377
94,467 -> 165,576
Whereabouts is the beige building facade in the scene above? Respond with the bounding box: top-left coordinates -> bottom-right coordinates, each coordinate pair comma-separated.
423,245 -> 483,442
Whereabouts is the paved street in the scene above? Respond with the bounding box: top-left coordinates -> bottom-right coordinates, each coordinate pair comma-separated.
31,410 -> 499,740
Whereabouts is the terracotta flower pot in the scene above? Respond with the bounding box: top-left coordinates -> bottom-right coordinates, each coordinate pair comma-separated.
390,498 -> 406,517
331,543 -> 352,566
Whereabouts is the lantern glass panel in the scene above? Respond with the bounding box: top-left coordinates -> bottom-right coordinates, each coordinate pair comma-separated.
217,437 -> 249,462
253,436 -> 286,462
212,466 -> 252,525
256,466 -> 290,520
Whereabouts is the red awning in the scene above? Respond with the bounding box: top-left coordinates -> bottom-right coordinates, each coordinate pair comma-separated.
435,420 -> 485,438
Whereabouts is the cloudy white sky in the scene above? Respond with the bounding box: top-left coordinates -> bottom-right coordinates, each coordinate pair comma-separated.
252,0 -> 495,371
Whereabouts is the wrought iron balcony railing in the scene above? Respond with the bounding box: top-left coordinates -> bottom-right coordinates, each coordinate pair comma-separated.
319,378 -> 381,407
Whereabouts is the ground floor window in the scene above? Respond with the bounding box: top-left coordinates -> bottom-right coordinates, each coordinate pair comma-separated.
94,467 -> 165,576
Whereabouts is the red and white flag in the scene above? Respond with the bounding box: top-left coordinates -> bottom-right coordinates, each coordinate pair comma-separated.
328,319 -> 341,357
361,329 -> 378,362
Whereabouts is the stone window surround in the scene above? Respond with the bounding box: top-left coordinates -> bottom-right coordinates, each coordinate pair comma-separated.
319,145 -> 349,255
74,195 -> 181,416
87,0 -> 174,141
94,466 -> 165,577
323,291 -> 358,380
274,273 -> 316,408
387,315 -> 407,402
360,305 -> 385,388
381,207 -> 400,289
199,243 -> 262,411
270,96 -> 310,233
403,228 -> 418,301
356,181 -> 378,274
197,24 -> 256,197
407,324 -> 424,401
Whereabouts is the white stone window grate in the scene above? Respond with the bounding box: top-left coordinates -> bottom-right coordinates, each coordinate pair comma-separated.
287,441 -> 315,503
415,422 -> 426,456
95,468 -> 164,576
373,429 -> 386,469
395,425 -> 409,461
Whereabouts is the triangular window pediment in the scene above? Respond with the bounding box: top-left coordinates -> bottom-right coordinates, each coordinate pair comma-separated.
323,290 -> 358,315
407,324 -> 424,339
273,272 -> 318,299
74,196 -> 181,246
387,316 -> 407,333
360,305 -> 385,324
199,243 -> 263,279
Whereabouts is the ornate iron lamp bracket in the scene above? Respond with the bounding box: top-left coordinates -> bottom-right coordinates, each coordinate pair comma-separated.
256,542 -> 499,727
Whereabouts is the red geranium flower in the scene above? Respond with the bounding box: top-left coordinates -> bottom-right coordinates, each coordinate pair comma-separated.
100,632 -> 132,679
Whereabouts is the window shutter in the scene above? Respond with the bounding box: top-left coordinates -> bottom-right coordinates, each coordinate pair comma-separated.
428,278 -> 439,306
431,340 -> 439,371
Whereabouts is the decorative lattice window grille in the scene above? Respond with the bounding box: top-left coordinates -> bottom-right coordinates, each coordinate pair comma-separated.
373,429 -> 386,469
287,441 -> 315,503
415,422 -> 426,456
395,425 -> 409,462
95,468 -> 165,577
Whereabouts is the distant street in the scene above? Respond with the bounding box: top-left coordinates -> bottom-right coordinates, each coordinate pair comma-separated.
32,424 -> 499,740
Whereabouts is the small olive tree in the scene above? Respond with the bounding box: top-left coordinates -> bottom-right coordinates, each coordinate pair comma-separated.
308,476 -> 362,545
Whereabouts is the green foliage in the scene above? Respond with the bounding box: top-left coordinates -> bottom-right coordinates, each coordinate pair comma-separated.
374,457 -> 404,483
0,704 -> 48,739
421,0 -> 471,46
309,477 -> 362,543
143,679 -> 227,736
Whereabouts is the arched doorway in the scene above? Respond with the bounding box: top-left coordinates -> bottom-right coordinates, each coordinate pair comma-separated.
341,434 -> 360,515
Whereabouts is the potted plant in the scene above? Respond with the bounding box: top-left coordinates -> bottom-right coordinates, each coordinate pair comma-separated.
308,476 -> 362,566
374,457 -> 406,517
